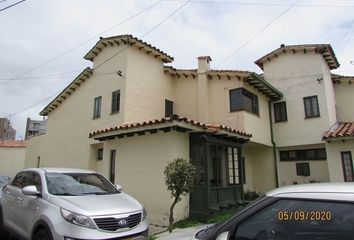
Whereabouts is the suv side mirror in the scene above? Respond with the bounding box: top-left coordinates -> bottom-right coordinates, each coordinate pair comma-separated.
22,185 -> 40,196
115,184 -> 122,191
216,232 -> 230,240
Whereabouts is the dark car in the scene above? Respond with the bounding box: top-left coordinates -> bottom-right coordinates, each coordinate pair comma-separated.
194,183 -> 354,240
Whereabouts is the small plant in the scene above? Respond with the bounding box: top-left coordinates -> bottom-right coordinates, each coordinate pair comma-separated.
244,189 -> 260,201
148,235 -> 157,240
164,158 -> 196,233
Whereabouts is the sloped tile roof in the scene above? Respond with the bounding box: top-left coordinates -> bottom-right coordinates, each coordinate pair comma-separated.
323,122 -> 354,140
40,68 -> 93,116
89,115 -> 252,140
255,44 -> 340,70
163,67 -> 282,100
84,35 -> 174,63
0,140 -> 26,148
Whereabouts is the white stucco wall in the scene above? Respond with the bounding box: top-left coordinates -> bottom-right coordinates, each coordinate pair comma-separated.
264,52 -> 335,146
243,144 -> 276,193
101,131 -> 190,227
25,44 -> 130,168
173,76 -> 198,120
277,144 -> 329,186
334,81 -> 354,121
326,140 -> 354,182
124,47 -> 174,123
0,147 -> 26,178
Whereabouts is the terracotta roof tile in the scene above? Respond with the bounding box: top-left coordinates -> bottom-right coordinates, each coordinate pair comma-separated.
323,122 -> 354,140
255,44 -> 340,70
89,115 -> 252,139
0,140 -> 26,148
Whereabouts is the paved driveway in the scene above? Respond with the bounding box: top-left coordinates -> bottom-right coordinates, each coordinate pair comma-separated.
156,224 -> 209,240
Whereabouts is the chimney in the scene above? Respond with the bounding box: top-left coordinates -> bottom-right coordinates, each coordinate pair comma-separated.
197,56 -> 212,123
198,56 -> 212,73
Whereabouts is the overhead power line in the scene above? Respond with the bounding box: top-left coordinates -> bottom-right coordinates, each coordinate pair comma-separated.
94,0 -> 191,70
6,0 -> 191,117
147,0 -> 354,8
1,0 -> 165,85
0,0 -> 26,12
217,0 -> 300,67
7,90 -> 61,117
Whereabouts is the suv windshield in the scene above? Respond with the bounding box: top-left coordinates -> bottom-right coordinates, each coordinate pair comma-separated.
45,172 -> 119,196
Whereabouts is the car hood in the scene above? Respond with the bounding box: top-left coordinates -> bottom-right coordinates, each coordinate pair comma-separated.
48,192 -> 143,216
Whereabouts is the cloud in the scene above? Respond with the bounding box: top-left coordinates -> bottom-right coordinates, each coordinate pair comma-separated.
0,0 -> 353,138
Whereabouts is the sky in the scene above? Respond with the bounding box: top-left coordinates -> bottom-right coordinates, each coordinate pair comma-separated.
0,0 -> 353,139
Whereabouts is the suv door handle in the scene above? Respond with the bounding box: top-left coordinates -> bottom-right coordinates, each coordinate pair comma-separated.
5,191 -> 10,196
16,197 -> 23,202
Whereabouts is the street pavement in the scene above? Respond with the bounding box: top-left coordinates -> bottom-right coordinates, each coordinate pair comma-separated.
156,224 -> 209,240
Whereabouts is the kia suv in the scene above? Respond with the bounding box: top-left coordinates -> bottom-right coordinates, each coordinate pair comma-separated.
0,168 -> 149,240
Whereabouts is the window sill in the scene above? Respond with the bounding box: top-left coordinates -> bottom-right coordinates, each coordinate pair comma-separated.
230,110 -> 260,118
304,115 -> 320,119
274,120 -> 288,123
92,116 -> 101,120
110,111 -> 120,115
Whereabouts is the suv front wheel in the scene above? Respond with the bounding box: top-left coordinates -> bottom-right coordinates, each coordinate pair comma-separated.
0,208 -> 9,240
33,228 -> 53,240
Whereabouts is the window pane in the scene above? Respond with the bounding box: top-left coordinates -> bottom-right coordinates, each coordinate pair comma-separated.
312,97 -> 319,116
274,102 -> 287,122
94,96 -> 102,118
165,99 -> 173,117
304,96 -> 319,118
230,89 -> 243,112
342,152 -> 353,182
296,162 -> 310,176
111,90 -> 120,113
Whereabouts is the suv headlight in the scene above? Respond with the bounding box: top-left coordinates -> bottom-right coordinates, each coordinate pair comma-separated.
61,208 -> 96,229
142,207 -> 147,220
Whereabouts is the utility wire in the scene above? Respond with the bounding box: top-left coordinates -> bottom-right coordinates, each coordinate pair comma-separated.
146,0 -> 354,8
5,0 -> 189,117
216,0 -> 300,67
337,18 -> 354,58
94,0 -> 191,70
0,0 -> 26,12
1,0 -> 165,85
7,90 -> 61,117
0,0 -> 9,3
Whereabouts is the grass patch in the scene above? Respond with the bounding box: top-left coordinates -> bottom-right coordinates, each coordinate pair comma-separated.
173,207 -> 241,229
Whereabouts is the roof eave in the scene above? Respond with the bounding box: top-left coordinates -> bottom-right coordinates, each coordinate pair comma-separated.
84,35 -> 174,63
40,67 -> 93,116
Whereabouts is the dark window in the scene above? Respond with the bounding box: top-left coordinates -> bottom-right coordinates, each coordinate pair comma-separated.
341,151 -> 353,182
280,148 -> 327,161
165,99 -> 173,117
274,102 -> 287,122
93,96 -> 102,119
230,88 -> 259,114
303,96 -> 320,118
97,148 -> 103,161
234,199 -> 354,240
110,150 -> 116,184
11,171 -> 42,191
111,90 -> 120,114
296,162 -> 310,176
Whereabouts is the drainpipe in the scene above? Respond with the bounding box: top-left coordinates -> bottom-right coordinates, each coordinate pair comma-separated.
268,101 -> 279,188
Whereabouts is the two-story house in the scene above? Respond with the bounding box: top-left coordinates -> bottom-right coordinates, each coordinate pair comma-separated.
25,35 -> 353,226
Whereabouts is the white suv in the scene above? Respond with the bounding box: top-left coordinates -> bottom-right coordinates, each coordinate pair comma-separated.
0,168 -> 149,240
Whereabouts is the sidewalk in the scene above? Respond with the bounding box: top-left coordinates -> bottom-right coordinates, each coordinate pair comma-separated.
156,224 -> 209,240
